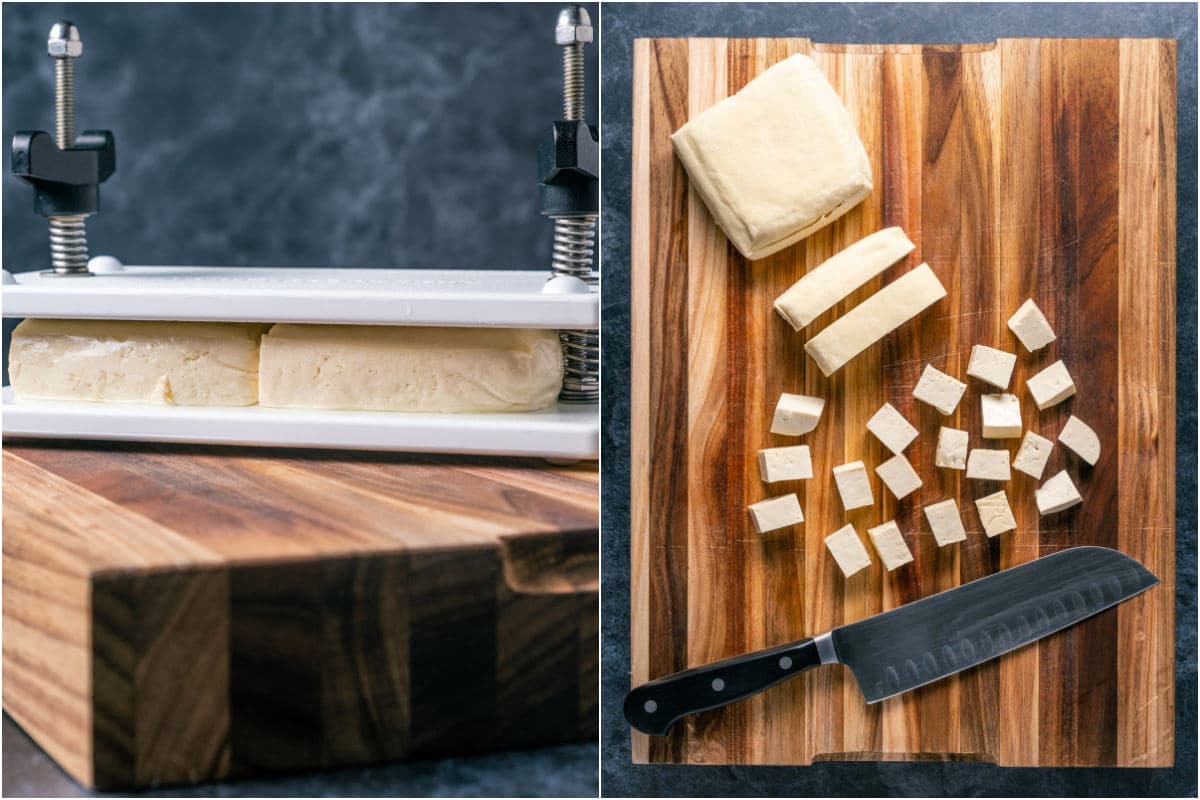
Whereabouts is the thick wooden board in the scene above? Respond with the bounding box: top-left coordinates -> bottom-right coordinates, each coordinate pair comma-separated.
630,38 -> 1175,767
2,443 -> 598,789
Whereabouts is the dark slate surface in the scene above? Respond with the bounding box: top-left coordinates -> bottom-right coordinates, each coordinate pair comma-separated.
599,3 -> 1197,797
1,4 -> 599,798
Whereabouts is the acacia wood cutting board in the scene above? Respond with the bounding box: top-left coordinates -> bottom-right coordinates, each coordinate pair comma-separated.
630,37 -> 1175,766
3,443 -> 597,789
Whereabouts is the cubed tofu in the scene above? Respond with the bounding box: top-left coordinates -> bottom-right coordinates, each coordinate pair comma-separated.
923,499 -> 967,546
966,344 -> 1017,389
966,448 -> 1011,481
1036,470 -> 1083,515
875,454 -> 923,500
770,392 -> 826,436
1013,430 -> 1054,479
748,494 -> 805,533
981,393 -> 1022,438
757,445 -> 814,483
1026,360 -> 1077,410
867,520 -> 913,571
866,401 -> 919,454
825,524 -> 872,577
1058,415 -> 1101,465
1007,298 -> 1056,352
832,461 -> 874,511
935,426 -> 969,470
975,490 -> 1017,537
913,364 -> 967,415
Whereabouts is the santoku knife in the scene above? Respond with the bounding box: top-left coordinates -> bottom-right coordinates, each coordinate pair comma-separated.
625,546 -> 1156,735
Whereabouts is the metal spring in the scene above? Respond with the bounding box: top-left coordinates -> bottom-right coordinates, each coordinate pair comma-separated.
54,57 -> 75,149
562,43 -> 585,121
551,217 -> 597,285
48,214 -> 89,274
559,328 -> 599,404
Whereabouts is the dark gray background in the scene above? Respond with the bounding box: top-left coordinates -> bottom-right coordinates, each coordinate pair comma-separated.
599,3 -> 1197,797
1,3 -> 598,798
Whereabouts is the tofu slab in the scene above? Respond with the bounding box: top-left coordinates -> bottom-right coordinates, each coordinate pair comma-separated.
672,54 -> 872,261
913,363 -> 967,415
8,318 -> 267,406
1036,470 -> 1083,515
867,520 -> 914,571
966,448 -> 1011,481
770,393 -> 825,436
1027,360 -> 1077,410
1058,415 -> 1101,465
1013,430 -> 1055,478
259,325 -> 563,413
924,499 -> 968,546
876,454 -> 923,500
975,490 -> 1017,537
981,393 -> 1022,438
1008,298 -> 1056,352
833,461 -> 875,511
758,445 -> 813,483
966,344 -> 1017,389
749,493 -> 805,533
866,401 -> 919,455
825,524 -> 872,577
935,426 -> 969,470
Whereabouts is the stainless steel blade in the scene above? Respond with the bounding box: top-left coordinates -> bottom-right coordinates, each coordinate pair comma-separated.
831,546 -> 1157,702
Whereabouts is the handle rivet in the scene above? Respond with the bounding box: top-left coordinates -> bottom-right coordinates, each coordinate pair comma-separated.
711,678 -> 725,692
643,699 -> 657,713
779,656 -> 793,670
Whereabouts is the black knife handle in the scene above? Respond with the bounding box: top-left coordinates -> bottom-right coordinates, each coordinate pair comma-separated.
624,638 -> 823,735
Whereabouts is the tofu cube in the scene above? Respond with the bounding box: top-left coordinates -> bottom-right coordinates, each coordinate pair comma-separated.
1036,470 -> 1083,515
748,494 -> 805,533
825,524 -> 872,577
913,364 -> 967,415
875,454 -> 923,500
867,520 -> 914,571
981,393 -> 1022,438
866,401 -> 919,454
923,499 -> 968,546
832,461 -> 874,511
966,448 -> 1011,481
935,426 -> 969,470
1007,298 -> 1056,352
975,490 -> 1017,537
1026,360 -> 1077,410
1013,430 -> 1054,479
1058,415 -> 1101,465
771,392 -> 825,436
758,445 -> 814,482
966,344 -> 1017,389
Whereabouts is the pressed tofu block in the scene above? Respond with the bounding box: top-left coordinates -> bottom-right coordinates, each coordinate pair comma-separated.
913,363 -> 967,415
825,524 -> 872,577
774,227 -> 915,331
867,520 -> 914,571
935,426 -> 969,469
923,499 -> 967,546
1013,431 -> 1054,478
966,344 -> 1017,389
1058,415 -> 1101,465
259,325 -> 562,413
966,449 -> 1011,481
981,393 -> 1022,438
804,263 -> 947,377
975,490 -> 1017,537
1026,360 -> 1077,410
1036,470 -> 1083,515
866,401 -> 919,454
8,318 -> 267,406
1007,298 -> 1057,352
748,494 -> 805,533
758,445 -> 814,483
671,54 -> 872,261
770,393 -> 825,436
832,461 -> 874,511
875,454 -> 923,500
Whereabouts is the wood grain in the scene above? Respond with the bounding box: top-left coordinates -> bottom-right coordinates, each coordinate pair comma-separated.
3,443 -> 598,789
630,37 -> 1175,767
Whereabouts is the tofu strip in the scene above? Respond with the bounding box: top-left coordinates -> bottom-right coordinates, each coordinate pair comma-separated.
804,263 -> 947,376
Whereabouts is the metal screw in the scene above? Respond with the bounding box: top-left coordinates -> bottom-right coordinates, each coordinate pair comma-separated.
555,6 -> 591,121
45,21 -> 90,276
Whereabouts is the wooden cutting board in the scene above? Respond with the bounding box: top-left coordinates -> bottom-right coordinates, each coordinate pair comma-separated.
630,37 -> 1175,767
3,443 -> 597,790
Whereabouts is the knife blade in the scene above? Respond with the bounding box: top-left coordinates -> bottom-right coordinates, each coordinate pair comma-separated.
624,546 -> 1157,735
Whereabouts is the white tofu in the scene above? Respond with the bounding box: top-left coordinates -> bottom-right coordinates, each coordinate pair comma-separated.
804,264 -> 947,376
981,393 -> 1022,439
671,54 -> 872,261
1007,298 -> 1056,352
1013,430 -> 1054,479
966,449 -> 1011,481
912,364 -> 967,415
875,454 -> 923,500
966,344 -> 1017,389
757,445 -> 814,483
825,524 -> 872,577
935,426 -> 969,470
770,393 -> 825,436
748,494 -> 805,533
1058,415 -> 1101,465
832,461 -> 874,511
867,520 -> 914,571
1036,470 -> 1083,515
923,499 -> 967,546
774,227 -> 915,331
866,402 -> 919,455
1026,360 -> 1077,410
974,490 -> 1017,537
